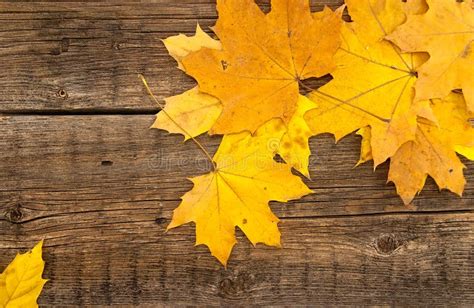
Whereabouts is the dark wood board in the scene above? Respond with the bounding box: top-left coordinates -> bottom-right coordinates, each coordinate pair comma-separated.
0,0 -> 473,306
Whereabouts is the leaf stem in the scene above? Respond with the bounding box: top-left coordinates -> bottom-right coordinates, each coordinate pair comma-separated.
139,74 -> 216,171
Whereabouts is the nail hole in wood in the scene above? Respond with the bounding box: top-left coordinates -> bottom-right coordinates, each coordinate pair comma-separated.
155,217 -> 167,225
57,89 -> 68,99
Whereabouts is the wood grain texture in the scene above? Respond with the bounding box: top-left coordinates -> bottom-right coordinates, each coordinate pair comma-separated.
0,0 -> 342,113
1,213 -> 473,306
0,115 -> 473,306
1,115 -> 473,220
0,0 -> 473,306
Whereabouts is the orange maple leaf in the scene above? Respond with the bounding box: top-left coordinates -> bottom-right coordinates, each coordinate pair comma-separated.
181,0 -> 344,134
358,93 -> 474,204
387,0 -> 474,111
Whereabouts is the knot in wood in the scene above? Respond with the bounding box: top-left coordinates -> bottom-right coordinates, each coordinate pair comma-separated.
112,41 -> 121,50
218,272 -> 255,298
5,204 -> 23,223
218,278 -> 234,296
375,234 -> 400,255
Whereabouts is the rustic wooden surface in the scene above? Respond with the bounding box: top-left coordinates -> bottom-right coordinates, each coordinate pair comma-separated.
0,0 -> 473,306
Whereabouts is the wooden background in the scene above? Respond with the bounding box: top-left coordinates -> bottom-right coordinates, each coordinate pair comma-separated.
0,0 -> 473,306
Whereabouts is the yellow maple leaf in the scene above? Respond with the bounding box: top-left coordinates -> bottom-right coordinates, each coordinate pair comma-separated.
277,95 -> 317,177
155,25 -> 224,139
357,93 -> 474,204
0,241 -> 47,308
151,87 -> 222,140
355,126 -> 373,167
456,145 -> 474,161
167,119 -> 312,266
390,93 -> 474,204
387,0 -> 474,111
161,19 -> 320,175
162,24 -> 222,71
181,0 -> 343,134
404,0 -> 428,15
304,0 -> 435,166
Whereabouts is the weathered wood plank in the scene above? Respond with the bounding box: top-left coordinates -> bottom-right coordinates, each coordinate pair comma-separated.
0,0 -> 344,113
1,115 -> 473,225
1,1 -> 473,306
1,115 -> 472,305
0,213 -> 472,306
